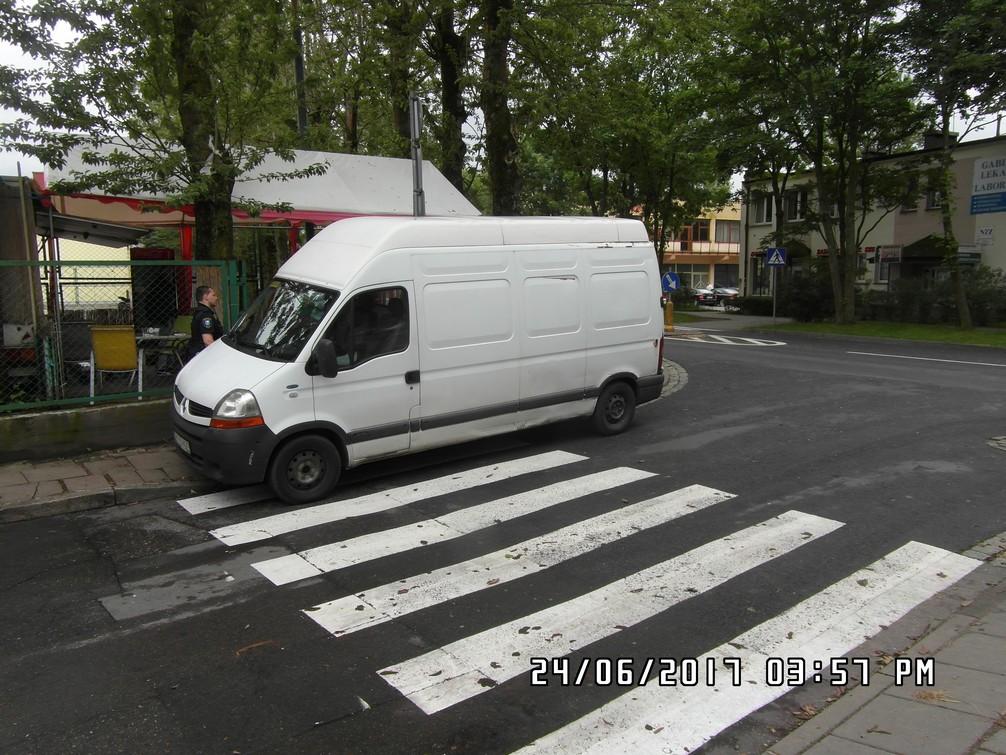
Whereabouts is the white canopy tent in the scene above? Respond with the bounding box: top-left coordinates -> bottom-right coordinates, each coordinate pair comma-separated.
45,148 -> 480,228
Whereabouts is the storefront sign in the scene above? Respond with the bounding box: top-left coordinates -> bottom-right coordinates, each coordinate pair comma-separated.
971,156 -> 1006,214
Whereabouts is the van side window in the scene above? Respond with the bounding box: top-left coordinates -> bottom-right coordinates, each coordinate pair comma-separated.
324,287 -> 408,368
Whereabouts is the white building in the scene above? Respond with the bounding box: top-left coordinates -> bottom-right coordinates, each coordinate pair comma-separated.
740,134 -> 1006,296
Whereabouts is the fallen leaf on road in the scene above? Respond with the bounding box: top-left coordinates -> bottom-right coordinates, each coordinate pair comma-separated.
234,639 -> 279,658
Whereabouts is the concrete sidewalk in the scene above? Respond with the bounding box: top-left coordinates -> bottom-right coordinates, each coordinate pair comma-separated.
674,310 -> 795,331
0,443 -> 215,523
768,533 -> 1006,755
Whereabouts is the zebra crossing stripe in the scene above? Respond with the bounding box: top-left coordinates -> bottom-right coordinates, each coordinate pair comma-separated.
518,541 -> 980,754
253,467 -> 656,585
379,509 -> 843,714
178,485 -> 273,515
210,450 -> 587,547
302,484 -> 736,635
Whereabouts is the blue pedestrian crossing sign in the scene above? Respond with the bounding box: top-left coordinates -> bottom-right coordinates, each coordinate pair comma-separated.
765,247 -> 787,266
661,271 -> 681,292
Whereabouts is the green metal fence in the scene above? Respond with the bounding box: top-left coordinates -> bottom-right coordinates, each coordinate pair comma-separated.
0,257 -> 246,413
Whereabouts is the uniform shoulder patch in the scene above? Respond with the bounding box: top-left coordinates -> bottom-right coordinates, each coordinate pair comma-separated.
201,317 -> 214,329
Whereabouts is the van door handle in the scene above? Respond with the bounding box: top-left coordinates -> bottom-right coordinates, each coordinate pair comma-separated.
405,370 -> 421,384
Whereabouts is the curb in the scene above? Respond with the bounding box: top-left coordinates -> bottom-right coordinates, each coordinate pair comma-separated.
0,480 -> 219,523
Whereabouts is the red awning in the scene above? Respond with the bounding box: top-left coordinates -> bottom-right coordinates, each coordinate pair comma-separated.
45,191 -> 365,227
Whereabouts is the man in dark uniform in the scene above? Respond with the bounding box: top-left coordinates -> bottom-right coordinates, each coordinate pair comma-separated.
186,285 -> 224,362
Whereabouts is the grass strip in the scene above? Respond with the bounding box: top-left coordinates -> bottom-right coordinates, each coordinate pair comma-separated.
765,321 -> 1006,349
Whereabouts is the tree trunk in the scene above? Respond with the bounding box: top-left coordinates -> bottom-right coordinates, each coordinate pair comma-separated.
481,0 -> 520,215
937,105 -> 972,328
431,5 -> 467,193
345,82 -> 361,153
172,0 -> 215,258
209,157 -> 236,260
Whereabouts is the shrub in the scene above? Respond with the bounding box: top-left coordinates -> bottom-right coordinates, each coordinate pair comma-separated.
733,296 -> 775,316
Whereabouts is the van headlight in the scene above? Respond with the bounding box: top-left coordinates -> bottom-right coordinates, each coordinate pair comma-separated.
211,389 -> 264,429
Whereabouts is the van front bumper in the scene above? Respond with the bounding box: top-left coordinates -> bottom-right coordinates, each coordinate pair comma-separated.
171,403 -> 278,485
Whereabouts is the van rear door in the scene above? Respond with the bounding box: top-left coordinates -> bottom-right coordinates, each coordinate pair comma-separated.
516,249 -> 587,418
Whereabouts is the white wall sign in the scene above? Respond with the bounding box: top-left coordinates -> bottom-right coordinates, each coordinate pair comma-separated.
972,157 -> 1006,214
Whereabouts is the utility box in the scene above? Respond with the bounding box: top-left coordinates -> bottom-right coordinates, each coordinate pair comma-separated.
3,323 -> 34,347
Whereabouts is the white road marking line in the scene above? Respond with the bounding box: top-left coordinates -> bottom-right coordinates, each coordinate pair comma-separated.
178,485 -> 273,515
302,484 -> 736,635
253,467 -> 656,584
666,334 -> 785,346
210,451 -> 587,547
380,510 -> 843,714
848,351 -> 1006,368
519,541 -> 980,755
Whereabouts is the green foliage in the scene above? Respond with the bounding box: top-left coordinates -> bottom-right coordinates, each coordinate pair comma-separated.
859,266 -> 1006,326
777,266 -> 836,322
0,0 -> 315,258
733,296 -> 776,316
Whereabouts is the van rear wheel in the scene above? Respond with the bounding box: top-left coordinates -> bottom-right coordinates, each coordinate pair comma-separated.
592,381 -> 636,436
268,434 -> 342,505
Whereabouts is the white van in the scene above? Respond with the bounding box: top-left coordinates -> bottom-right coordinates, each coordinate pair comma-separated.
171,216 -> 664,503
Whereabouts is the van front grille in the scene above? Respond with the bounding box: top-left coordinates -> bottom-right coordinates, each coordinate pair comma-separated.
175,386 -> 214,418
188,401 -> 214,418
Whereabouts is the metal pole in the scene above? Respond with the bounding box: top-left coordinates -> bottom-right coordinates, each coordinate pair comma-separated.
772,266 -> 778,324
410,93 -> 425,217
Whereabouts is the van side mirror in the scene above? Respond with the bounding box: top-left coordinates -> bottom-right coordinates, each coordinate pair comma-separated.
310,338 -> 339,378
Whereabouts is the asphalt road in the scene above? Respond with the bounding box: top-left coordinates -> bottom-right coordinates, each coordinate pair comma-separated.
2,330 -> 1004,754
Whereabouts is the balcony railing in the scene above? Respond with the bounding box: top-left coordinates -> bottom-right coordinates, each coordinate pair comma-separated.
663,241 -> 740,255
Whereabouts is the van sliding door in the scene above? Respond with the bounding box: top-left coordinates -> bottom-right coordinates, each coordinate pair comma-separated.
412,252 -> 519,443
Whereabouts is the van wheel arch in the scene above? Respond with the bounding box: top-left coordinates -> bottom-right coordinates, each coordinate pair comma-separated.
596,372 -> 639,399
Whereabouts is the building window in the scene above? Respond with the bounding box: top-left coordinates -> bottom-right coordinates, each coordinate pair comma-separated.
784,189 -> 806,221
714,219 -> 740,244
901,177 -> 918,212
675,219 -> 711,243
694,219 -> 710,242
669,263 -> 710,290
752,195 -> 773,224
750,256 -> 770,295
926,188 -> 942,210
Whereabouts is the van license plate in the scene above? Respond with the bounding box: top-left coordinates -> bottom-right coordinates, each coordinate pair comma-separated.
174,432 -> 191,455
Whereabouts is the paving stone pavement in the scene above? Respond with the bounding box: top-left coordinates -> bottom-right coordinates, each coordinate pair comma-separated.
0,443 -> 215,523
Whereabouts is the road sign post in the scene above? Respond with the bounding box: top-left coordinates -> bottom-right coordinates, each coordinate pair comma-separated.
765,247 -> 787,324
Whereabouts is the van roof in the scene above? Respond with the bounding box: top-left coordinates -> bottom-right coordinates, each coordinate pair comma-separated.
278,215 -> 651,290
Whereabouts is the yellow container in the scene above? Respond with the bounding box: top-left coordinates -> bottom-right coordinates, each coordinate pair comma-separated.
663,300 -> 674,333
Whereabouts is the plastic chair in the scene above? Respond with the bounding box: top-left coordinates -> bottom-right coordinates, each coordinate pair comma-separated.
172,314 -> 192,335
89,326 -> 143,399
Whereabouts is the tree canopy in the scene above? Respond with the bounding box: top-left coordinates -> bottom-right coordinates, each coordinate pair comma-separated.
1,0 -> 1002,294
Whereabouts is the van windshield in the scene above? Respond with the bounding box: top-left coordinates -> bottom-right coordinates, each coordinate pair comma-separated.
224,279 -> 339,361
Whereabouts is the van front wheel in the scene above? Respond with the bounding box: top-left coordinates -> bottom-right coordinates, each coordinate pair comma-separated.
268,434 -> 342,505
592,381 -> 636,436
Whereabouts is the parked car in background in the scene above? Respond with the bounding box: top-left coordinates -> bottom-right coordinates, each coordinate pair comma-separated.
714,286 -> 739,303
693,286 -> 718,306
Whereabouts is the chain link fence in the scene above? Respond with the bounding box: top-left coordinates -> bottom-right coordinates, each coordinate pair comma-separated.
0,242 -> 245,413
